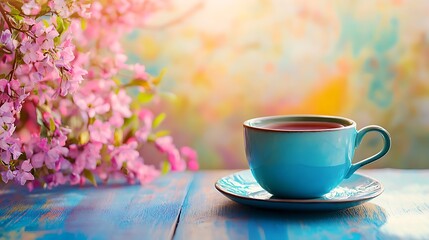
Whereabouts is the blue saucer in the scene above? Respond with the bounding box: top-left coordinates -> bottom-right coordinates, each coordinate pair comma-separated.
215,170 -> 383,211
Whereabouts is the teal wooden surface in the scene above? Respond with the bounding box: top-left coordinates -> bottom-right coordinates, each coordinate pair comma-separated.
1,169 -> 429,240
0,172 -> 193,240
174,169 -> 429,240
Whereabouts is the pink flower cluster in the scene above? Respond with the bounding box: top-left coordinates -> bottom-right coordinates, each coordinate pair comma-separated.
0,0 -> 197,190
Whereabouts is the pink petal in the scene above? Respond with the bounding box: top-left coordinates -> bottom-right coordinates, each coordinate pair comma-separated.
21,160 -> 33,172
31,152 -> 45,168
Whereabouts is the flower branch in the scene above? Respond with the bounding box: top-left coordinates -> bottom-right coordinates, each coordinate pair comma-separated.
0,0 -> 198,190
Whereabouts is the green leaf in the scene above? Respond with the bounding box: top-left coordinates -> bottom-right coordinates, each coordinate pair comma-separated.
136,92 -> 154,104
56,17 -> 64,33
152,113 -> 166,129
127,79 -> 151,89
36,109 -> 43,126
100,144 -> 110,164
123,115 -> 139,133
147,134 -> 156,142
83,169 -> 97,187
63,19 -> 71,31
13,14 -> 23,22
36,109 -> 48,138
161,161 -> 171,175
114,128 -> 123,146
49,118 -> 56,132
81,19 -> 87,30
112,77 -> 122,86
6,1 -> 22,13
40,127 -> 48,138
152,68 -> 166,85
54,36 -> 61,46
78,131 -> 90,145
155,130 -> 170,138
42,19 -> 49,27
7,3 -> 20,16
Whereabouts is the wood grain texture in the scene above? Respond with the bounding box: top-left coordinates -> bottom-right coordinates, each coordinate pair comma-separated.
1,169 -> 428,240
0,172 -> 193,240
368,169 -> 429,239
173,169 -> 429,240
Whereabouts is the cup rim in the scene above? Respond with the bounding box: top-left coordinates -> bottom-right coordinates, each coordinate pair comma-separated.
243,114 -> 356,132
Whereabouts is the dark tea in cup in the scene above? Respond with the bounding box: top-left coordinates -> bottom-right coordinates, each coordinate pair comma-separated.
262,121 -> 344,131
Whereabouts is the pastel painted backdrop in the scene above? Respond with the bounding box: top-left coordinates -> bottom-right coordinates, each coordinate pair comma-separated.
125,0 -> 429,169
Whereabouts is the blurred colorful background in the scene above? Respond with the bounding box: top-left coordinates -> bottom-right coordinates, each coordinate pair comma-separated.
125,0 -> 429,169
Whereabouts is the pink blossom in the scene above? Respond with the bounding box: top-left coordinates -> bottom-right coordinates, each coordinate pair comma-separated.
133,64 -> 149,80
59,98 -> 74,117
0,130 -> 22,164
1,170 -> 14,183
34,85 -> 55,105
135,109 -> 153,141
114,54 -> 127,71
44,26 -> 59,48
73,93 -> 110,118
32,22 -> 45,37
35,55 -> 58,79
135,127 -> 151,142
12,88 -> 30,113
35,25 -> 59,50
65,64 -> 87,94
0,30 -> 15,53
167,148 -> 186,171
138,109 -> 153,121
0,140 -> 21,164
127,158 -> 160,184
14,64 -> 41,90
0,0 -> 195,189
0,79 -> 8,92
88,120 -> 112,144
0,102 -> 15,127
110,142 -> 139,170
181,146 -> 199,171
70,172 -> 81,185
29,138 -> 68,169
109,112 -> 124,128
13,160 -> 35,185
14,171 -> 35,185
89,2 -> 103,19
49,0 -> 73,18
53,126 -> 71,147
155,136 -> 175,153
21,159 -> 33,172
55,39 -> 75,70
110,90 -> 132,118
21,0 -> 41,15
46,172 -> 68,188
0,79 -> 21,97
77,4 -> 92,18
20,38 -> 43,64
155,136 -> 186,171
72,143 -> 102,174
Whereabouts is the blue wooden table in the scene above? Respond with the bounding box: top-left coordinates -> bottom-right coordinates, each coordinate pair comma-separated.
1,169 -> 429,239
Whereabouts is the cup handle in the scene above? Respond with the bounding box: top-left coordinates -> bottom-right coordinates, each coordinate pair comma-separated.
345,125 -> 391,178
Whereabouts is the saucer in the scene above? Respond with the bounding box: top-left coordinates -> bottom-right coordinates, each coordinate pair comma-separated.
215,170 -> 383,211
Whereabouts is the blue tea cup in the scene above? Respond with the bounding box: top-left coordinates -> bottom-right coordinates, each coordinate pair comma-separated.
243,115 -> 391,199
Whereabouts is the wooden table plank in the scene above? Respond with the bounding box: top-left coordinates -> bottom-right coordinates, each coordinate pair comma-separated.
173,169 -> 429,240
368,169 -> 429,239
0,172 -> 193,240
